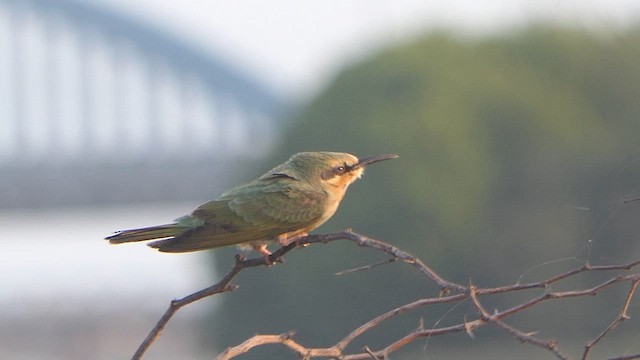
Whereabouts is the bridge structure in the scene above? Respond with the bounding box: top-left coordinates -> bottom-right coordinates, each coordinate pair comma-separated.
0,0 -> 286,208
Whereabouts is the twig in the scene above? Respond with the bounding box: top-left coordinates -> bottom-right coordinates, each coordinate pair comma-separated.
215,269 -> 640,359
363,346 -> 379,359
131,250 -> 297,360
610,354 -> 640,360
216,331 -> 341,360
583,277 -> 640,360
334,257 -> 397,276
130,230 -> 640,360
469,285 -> 568,360
334,294 -> 464,352
296,230 -> 467,292
131,230 -> 464,359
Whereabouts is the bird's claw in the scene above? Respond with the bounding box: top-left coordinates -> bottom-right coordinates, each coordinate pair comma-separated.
278,233 -> 309,248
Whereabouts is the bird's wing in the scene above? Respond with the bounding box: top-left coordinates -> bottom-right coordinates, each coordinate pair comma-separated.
216,178 -> 327,233
148,178 -> 326,252
229,180 -> 327,234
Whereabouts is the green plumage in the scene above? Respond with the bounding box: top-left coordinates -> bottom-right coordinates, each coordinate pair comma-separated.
105,152 -> 397,253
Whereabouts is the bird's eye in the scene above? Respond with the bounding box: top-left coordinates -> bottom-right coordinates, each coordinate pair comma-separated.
322,164 -> 349,180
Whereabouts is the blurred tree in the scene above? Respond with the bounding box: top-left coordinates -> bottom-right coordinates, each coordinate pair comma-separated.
204,27 -> 640,357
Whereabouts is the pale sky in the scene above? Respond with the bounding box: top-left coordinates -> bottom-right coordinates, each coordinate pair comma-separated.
94,0 -> 640,99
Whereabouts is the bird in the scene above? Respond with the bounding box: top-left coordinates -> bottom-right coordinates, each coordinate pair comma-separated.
105,152 -> 398,255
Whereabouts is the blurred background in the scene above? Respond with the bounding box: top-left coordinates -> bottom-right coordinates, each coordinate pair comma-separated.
2,0 -> 640,359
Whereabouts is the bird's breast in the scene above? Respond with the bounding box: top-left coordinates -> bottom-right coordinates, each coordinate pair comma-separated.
315,188 -> 346,227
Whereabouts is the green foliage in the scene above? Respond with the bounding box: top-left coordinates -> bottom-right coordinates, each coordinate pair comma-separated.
206,27 -> 640,355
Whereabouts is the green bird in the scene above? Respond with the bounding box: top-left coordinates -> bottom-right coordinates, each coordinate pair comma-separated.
105,152 -> 398,255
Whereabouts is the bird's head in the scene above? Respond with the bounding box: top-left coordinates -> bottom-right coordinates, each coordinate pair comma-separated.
276,152 -> 398,191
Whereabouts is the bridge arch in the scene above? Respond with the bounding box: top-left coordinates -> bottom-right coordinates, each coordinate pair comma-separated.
0,0 -> 286,207
0,0 -> 284,165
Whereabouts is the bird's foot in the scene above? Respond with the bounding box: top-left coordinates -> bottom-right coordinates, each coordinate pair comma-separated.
278,233 -> 309,247
252,244 -> 275,265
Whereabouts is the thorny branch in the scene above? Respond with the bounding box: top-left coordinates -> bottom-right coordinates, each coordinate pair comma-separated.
130,230 -> 640,360
469,285 -> 568,360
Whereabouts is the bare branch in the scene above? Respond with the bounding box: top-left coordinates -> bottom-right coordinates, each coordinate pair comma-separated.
469,285 -> 568,360
216,332 -> 341,360
363,346 -> 380,360
610,354 -> 640,360
131,249 -> 299,360
296,230 -> 467,292
334,294 -> 464,351
583,277 -> 640,360
128,230 -> 640,360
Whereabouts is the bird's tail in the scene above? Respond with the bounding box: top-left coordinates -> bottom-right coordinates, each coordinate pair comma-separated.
105,224 -> 190,244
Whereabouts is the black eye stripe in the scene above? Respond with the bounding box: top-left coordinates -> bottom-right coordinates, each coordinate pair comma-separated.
322,162 -> 353,180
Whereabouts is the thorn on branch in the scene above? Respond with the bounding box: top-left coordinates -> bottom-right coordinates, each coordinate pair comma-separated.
224,284 -> 239,292
363,346 -> 380,359
469,285 -> 567,360
464,318 -> 476,339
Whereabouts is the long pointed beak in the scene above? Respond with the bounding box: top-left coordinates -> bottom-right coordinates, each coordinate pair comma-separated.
352,154 -> 399,170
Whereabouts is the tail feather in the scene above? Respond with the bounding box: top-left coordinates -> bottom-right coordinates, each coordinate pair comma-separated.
147,238 -> 208,253
106,224 -> 189,244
